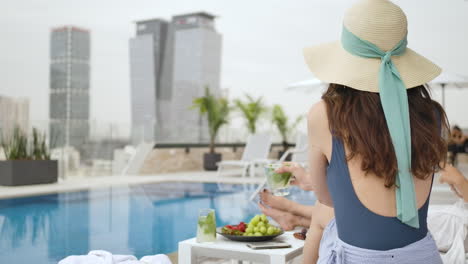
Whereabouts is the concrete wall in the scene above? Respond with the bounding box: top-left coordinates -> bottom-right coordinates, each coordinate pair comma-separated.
139,146 -> 285,174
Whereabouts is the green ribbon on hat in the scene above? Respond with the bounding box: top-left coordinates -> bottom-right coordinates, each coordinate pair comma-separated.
341,26 -> 419,228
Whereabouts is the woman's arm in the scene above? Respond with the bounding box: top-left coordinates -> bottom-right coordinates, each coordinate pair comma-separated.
302,201 -> 335,264
440,164 -> 468,202
307,101 -> 333,207
302,205 -> 323,264
303,219 -> 323,264
279,102 -> 332,204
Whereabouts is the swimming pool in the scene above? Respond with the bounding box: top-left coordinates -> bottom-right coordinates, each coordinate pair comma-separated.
0,182 -> 316,263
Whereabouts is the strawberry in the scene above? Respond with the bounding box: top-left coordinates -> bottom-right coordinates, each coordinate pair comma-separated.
237,222 -> 246,232
224,222 -> 247,232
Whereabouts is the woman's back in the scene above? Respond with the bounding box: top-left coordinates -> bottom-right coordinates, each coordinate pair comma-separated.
326,130 -> 433,250
309,84 -> 446,250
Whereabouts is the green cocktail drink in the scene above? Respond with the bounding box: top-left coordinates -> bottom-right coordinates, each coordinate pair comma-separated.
196,209 -> 216,243
265,163 -> 292,196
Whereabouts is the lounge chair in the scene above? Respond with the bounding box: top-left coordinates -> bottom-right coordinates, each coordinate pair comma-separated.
278,132 -> 308,164
122,142 -> 154,175
216,133 -> 272,178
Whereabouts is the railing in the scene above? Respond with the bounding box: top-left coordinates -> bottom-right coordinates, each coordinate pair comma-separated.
153,142 -> 296,153
0,119 -> 303,178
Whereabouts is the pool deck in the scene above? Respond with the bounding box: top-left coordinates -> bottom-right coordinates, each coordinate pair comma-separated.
0,170 -> 265,199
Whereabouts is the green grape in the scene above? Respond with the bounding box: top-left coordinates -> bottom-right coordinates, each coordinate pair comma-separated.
245,227 -> 253,233
254,227 -> 259,232
267,226 -> 275,235
257,221 -> 265,228
254,232 -> 262,236
259,226 -> 266,234
260,214 -> 267,222
251,215 -> 260,225
243,233 -> 249,236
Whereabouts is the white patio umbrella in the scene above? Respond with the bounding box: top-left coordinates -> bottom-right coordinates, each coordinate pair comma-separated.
286,72 -> 468,108
429,72 -> 468,108
286,77 -> 327,92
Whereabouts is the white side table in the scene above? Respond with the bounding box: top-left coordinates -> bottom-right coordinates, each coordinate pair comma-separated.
178,231 -> 304,264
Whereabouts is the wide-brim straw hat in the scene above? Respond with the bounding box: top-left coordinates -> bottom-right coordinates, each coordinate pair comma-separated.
303,0 -> 441,93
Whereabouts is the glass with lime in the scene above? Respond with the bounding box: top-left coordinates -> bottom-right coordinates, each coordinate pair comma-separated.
196,209 -> 217,243
264,163 -> 292,196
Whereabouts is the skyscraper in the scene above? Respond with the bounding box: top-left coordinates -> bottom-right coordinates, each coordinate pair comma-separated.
49,26 -> 90,148
129,12 -> 222,144
129,19 -> 169,143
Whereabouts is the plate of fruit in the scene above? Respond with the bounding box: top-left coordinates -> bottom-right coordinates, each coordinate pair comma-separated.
217,214 -> 284,242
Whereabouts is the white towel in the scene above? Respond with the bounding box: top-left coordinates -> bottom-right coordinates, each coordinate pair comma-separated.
59,250 -> 172,264
428,200 -> 468,264
140,255 -> 172,264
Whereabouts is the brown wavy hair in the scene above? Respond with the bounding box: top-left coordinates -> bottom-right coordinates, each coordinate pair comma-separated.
322,83 -> 448,188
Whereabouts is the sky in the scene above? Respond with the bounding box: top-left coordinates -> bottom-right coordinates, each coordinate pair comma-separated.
1,0 -> 468,139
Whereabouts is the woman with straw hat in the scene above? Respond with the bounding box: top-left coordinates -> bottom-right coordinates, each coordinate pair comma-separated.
276,0 -> 448,263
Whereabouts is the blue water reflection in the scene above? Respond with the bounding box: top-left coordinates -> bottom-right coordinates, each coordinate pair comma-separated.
0,183 -> 315,263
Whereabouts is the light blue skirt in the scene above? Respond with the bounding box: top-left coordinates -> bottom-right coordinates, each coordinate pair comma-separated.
317,218 -> 443,264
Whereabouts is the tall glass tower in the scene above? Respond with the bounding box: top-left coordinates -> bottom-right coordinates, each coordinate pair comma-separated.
49,26 -> 90,148
129,12 -> 222,144
170,12 -> 222,143
129,19 -> 169,143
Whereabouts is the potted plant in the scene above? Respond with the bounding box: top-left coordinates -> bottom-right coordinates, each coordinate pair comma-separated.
192,87 -> 230,170
0,127 -> 58,186
234,94 -> 267,134
271,104 -> 304,160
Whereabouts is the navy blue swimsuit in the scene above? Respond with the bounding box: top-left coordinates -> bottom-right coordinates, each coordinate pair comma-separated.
326,136 -> 433,250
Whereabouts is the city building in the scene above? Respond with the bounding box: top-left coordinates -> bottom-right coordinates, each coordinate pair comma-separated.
129,19 -> 168,143
129,12 -> 222,144
49,26 -> 90,148
0,96 -> 29,140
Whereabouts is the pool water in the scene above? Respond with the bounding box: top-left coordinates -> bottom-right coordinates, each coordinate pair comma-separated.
0,182 -> 316,263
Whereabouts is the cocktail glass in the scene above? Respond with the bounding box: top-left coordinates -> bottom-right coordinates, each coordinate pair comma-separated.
264,163 -> 292,196
196,208 -> 217,243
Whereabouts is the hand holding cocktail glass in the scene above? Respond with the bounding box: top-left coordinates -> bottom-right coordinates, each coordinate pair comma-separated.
265,163 -> 293,196
272,162 -> 313,192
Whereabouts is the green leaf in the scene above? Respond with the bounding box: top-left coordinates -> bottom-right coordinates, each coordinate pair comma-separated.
271,104 -> 304,143
234,94 -> 267,134
191,86 -> 231,152
1,126 -> 51,160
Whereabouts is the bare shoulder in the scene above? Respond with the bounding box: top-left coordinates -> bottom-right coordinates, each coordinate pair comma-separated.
307,100 -> 330,139
307,100 -> 327,123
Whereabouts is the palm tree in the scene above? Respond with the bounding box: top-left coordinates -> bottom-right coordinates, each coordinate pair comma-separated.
272,104 -> 304,152
192,87 -> 230,153
234,94 -> 267,134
